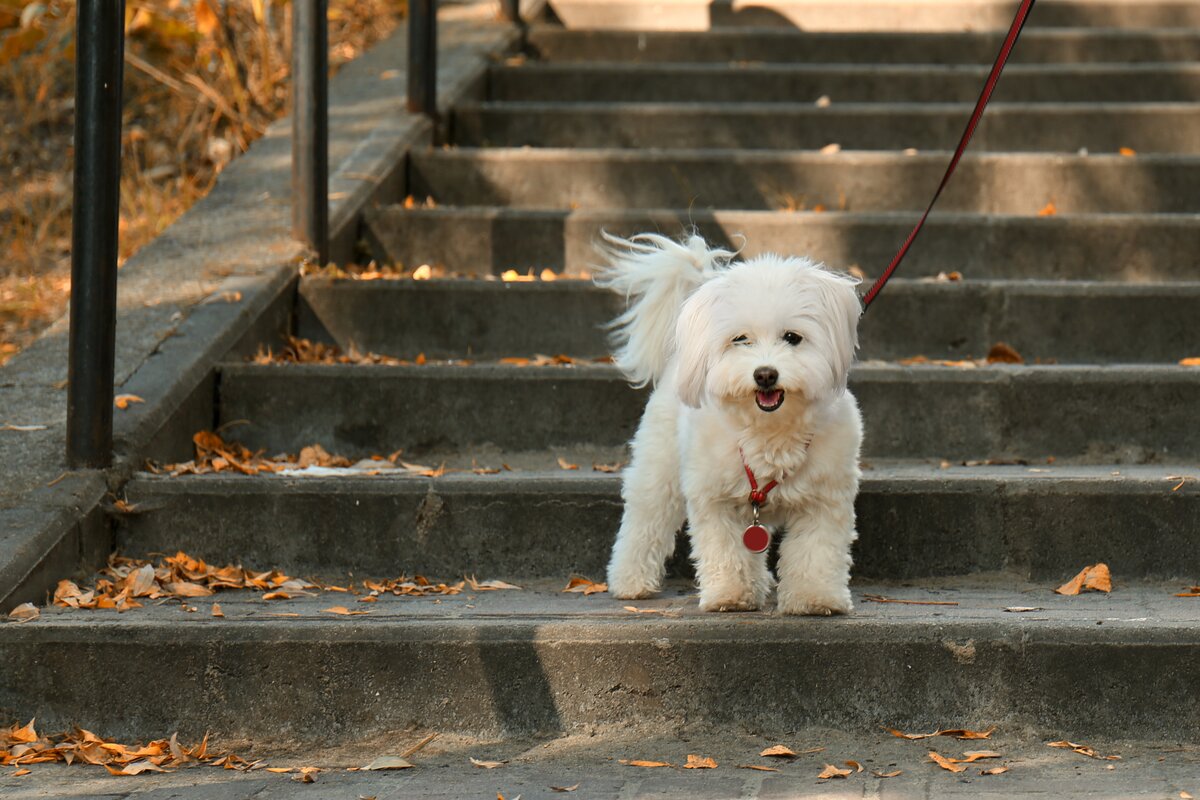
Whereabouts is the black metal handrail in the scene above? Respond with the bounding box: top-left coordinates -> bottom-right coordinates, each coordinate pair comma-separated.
408,0 -> 438,117
292,0 -> 330,264
66,0 -> 125,468
66,0 -> 445,467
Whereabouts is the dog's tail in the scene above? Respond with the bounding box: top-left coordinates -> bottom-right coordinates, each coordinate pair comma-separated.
594,232 -> 734,386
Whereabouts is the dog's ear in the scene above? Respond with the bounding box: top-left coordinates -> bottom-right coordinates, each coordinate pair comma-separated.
674,281 -> 719,408
812,270 -> 863,394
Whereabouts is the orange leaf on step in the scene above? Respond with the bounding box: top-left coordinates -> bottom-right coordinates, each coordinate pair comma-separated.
929,752 -> 966,773
1055,563 -> 1112,595
818,763 -> 852,779
114,394 -> 144,410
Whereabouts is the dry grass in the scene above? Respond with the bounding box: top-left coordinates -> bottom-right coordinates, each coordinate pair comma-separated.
0,0 -> 406,366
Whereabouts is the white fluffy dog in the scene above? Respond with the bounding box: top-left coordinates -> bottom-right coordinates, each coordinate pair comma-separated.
596,233 -> 863,615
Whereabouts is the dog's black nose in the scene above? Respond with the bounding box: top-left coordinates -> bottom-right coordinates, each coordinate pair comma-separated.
754,367 -> 778,388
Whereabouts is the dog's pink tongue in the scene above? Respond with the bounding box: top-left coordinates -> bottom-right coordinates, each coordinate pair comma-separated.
757,390 -> 782,406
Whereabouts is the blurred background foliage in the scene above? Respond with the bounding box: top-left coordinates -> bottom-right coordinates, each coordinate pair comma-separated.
0,0 -> 406,364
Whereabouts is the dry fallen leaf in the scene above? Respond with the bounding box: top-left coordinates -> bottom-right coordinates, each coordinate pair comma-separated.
873,769 -> 903,778
466,577 -> 523,591
562,577 -> 607,595
114,394 -> 144,410
362,755 -> 414,771
863,594 -> 959,606
1175,586 -> 1200,597
0,424 -> 49,431
683,754 -> 717,769
760,745 -> 797,757
556,457 -> 579,471
592,462 -> 623,473
1119,147 -> 1136,156
887,727 -> 995,740
959,751 -> 1002,762
981,766 -> 1009,775
262,592 -> 291,601
211,603 -> 224,618
986,342 -> 1024,364
201,290 -> 243,304
13,768 -> 31,776
1180,357 -> 1200,367
620,759 -> 672,768
1037,201 -> 1057,216
1004,606 -> 1043,613
550,784 -> 579,792
738,764 -> 780,772
1047,740 -> 1120,760
818,763 -> 852,779
820,143 -> 841,155
623,605 -> 674,615
322,606 -> 370,616
470,757 -> 506,769
1055,563 -> 1112,595
928,752 -> 966,773
293,766 -> 320,783
7,603 -> 39,623
845,760 -> 864,772
106,759 -> 167,775
165,581 -> 214,598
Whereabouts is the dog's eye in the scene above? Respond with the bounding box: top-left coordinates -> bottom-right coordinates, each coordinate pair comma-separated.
731,334 -> 749,345
783,331 -> 803,346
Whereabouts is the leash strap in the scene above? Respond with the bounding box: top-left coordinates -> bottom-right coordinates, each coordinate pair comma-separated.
860,0 -> 1038,310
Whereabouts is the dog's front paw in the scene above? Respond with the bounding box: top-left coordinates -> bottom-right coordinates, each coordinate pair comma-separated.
697,572 -> 770,612
607,574 -> 660,600
776,587 -> 853,617
698,595 -> 761,612
698,583 -> 766,612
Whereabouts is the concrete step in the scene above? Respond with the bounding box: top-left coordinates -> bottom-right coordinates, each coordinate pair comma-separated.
452,101 -> 1200,152
4,579 -> 1199,742
364,207 -> 1200,280
409,149 -> 1200,214
526,25 -> 1200,64
298,277 -> 1200,364
490,62 -> 1200,104
116,466 -> 1200,581
544,0 -> 1200,31
15,729 -> 1200,799
215,363 -> 1200,462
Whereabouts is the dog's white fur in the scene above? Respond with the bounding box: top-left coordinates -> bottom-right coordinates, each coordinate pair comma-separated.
596,233 -> 863,615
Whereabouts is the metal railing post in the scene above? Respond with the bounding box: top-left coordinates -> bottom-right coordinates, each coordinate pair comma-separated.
67,0 -> 126,468
407,0 -> 437,117
292,0 -> 329,264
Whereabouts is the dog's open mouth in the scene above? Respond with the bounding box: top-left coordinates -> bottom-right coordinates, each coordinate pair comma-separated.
755,389 -> 785,412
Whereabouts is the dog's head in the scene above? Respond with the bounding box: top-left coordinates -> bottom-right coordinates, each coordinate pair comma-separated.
674,255 -> 861,418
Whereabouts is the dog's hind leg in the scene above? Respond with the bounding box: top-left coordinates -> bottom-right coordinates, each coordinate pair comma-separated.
606,393 -> 686,599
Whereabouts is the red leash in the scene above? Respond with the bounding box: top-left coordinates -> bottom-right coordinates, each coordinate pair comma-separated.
861,0 -> 1038,310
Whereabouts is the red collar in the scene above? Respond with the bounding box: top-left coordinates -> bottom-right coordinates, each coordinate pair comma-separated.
739,436 -> 813,507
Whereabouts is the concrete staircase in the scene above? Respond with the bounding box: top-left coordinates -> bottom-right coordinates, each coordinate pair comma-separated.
5,0 -> 1200,756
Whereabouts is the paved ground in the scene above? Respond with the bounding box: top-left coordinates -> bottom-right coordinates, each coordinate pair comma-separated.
3,728 -> 1197,799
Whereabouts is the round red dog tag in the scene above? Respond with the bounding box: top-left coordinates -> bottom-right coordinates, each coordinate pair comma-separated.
743,524 -> 770,553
